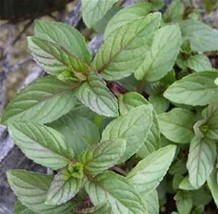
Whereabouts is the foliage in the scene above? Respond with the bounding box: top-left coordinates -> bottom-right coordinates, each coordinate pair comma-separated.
1,0 -> 218,213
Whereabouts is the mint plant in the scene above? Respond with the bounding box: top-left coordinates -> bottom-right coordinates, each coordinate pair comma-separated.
1,0 -> 218,213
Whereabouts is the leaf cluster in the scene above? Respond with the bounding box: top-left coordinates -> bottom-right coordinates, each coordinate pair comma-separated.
1,0 -> 218,213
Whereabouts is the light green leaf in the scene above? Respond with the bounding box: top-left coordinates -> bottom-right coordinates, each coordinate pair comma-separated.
118,92 -> 160,158
174,191 -> 193,214
157,108 -> 195,144
104,2 -> 153,38
207,169 -> 218,208
186,54 -> 213,72
49,112 -> 100,157
34,20 -> 91,63
46,168 -> 84,205
81,0 -> 118,28
15,200 -> 36,214
163,0 -> 184,22
28,37 -> 89,77
79,139 -> 126,175
127,145 -> 176,193
180,19 -> 218,52
92,12 -> 161,80
164,71 -> 218,106
7,170 -> 74,214
141,190 -> 159,214
76,73 -> 118,117
1,76 -> 78,124
135,25 -> 181,81
102,105 -> 153,162
215,77 -> 218,86
85,171 -> 147,214
179,177 -> 195,191
78,203 -> 111,214
187,137 -> 217,189
8,121 -> 73,170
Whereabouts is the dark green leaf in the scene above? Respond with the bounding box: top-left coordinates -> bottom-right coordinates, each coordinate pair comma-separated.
163,0 -> 184,22
164,71 -> 218,106
85,171 -> 147,214
79,139 -> 126,175
2,76 -> 78,124
7,170 -> 74,214
49,112 -> 100,157
76,73 -> 118,117
14,200 -> 36,214
174,191 -> 193,214
8,121 -> 73,170
202,0 -> 217,14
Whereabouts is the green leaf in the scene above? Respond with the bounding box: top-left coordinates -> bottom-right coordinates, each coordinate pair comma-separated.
46,168 -> 84,205
2,76 -> 78,124
7,170 -> 74,214
15,200 -> 36,214
157,108 -> 195,144
28,37 -> 89,78
207,169 -> 218,208
135,25 -> 181,81
201,102 -> 218,140
192,186 -> 212,207
163,0 -> 184,22
118,92 -> 149,114
118,92 -> 160,158
179,177 -> 195,191
104,2 -> 153,38
34,20 -> 91,63
81,0 -> 118,28
127,145 -> 176,193
102,105 -> 153,162
92,12 -> 161,80
186,54 -> 213,72
79,139 -> 126,175
164,71 -> 218,106
76,73 -> 118,117
148,93 -> 170,114
187,137 -> 217,189
49,112 -> 100,157
180,19 -> 218,52
174,191 -> 193,214
78,203 -> 111,214
141,190 -> 159,214
215,77 -> 218,86
8,121 -> 73,170
85,171 -> 147,214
